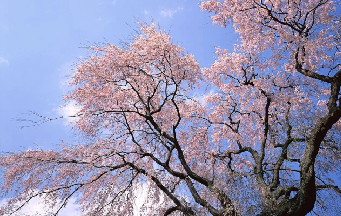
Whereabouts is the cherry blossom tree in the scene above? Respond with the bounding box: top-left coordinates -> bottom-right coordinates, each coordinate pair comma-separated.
1,0 -> 341,215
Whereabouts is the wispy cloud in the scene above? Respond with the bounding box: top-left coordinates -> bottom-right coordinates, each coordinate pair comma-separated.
56,101 -> 82,126
159,7 -> 184,18
0,57 -> 9,65
55,62 -> 81,125
192,88 -> 216,106
0,196 -> 80,216
143,9 -> 150,15
0,183 -> 177,215
193,94 -> 207,106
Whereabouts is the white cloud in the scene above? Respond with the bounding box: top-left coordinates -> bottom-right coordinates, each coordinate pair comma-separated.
159,7 -> 184,18
143,9 -> 150,15
0,183 -> 177,215
192,88 -> 216,106
54,62 -> 82,125
56,101 -> 82,125
0,57 -> 9,65
193,94 -> 207,106
0,197 -> 80,216
97,17 -> 103,21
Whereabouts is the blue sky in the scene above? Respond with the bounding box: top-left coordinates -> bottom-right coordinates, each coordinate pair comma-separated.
0,0 -> 235,153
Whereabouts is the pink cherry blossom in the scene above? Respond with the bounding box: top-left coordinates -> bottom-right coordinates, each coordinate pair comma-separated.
1,1 -> 341,215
